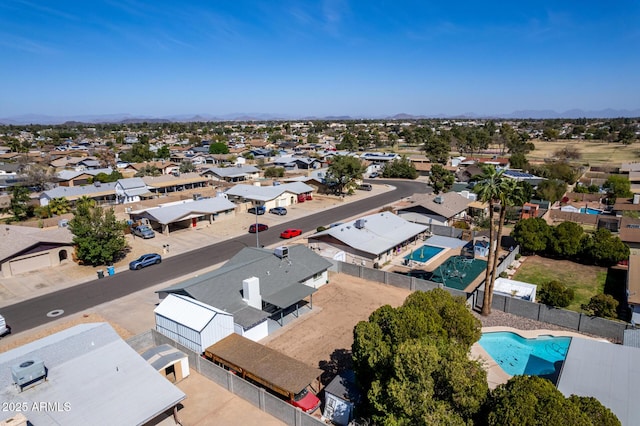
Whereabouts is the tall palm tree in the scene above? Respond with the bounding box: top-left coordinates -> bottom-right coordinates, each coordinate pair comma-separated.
472,164 -> 505,315
487,179 -> 526,309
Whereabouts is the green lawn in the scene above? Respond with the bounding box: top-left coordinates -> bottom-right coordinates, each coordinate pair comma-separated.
512,256 -> 609,312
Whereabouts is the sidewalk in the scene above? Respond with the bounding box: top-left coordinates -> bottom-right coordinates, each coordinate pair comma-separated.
0,183 -> 395,309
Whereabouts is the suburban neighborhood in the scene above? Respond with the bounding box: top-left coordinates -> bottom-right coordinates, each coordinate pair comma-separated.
0,117 -> 639,425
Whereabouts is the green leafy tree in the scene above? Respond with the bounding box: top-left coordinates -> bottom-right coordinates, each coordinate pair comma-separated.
485,375 -> 617,426
264,166 -> 285,178
325,155 -> 366,194
603,175 -> 632,202
381,156 -> 418,179
509,152 -> 528,169
156,145 -> 170,159
581,228 -> 630,266
429,164 -> 455,194
538,280 -> 575,307
134,165 -> 161,177
549,221 -> 584,258
568,395 -> 621,426
306,134 -> 319,145
68,203 -> 127,266
208,142 -> 229,154
535,179 -> 568,203
9,185 -> 32,221
581,294 -> 619,318
119,142 -> 154,163
179,161 -> 196,173
338,133 -> 358,150
512,218 -> 552,254
352,289 -> 486,425
94,170 -> 123,183
422,131 -> 451,164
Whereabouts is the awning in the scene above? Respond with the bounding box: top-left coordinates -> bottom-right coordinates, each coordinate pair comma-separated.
263,284 -> 317,309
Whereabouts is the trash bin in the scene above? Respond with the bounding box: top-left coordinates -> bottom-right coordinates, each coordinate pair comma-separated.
97,270 -> 104,279
107,266 -> 115,276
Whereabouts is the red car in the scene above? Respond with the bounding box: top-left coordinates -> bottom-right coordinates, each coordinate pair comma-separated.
280,228 -> 302,239
249,223 -> 269,233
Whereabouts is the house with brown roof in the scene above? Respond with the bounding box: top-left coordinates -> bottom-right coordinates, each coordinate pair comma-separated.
619,216 -> 640,249
396,192 -> 473,228
613,195 -> 640,216
0,225 -> 74,277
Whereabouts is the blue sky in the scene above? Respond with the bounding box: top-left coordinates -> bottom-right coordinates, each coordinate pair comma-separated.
1,0 -> 639,118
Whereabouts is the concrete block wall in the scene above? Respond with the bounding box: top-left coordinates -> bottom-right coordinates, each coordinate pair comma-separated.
149,329 -> 325,426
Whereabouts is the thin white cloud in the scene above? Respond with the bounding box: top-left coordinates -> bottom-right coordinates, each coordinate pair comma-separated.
10,0 -> 78,21
0,33 -> 57,54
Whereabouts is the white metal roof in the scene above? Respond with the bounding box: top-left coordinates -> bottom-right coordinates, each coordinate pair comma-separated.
493,277 -> 537,301
132,196 -> 237,224
225,182 -> 313,201
0,323 -> 185,426
311,212 -> 427,255
154,294 -> 232,332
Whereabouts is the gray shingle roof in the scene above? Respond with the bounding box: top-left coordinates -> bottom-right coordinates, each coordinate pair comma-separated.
401,192 -> 472,219
225,182 -> 313,201
40,182 -> 117,201
310,212 -> 428,256
0,323 -> 185,426
159,245 -> 331,329
203,165 -> 260,178
56,167 -> 113,181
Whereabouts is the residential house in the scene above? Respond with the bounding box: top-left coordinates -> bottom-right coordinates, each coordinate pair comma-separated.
0,225 -> 74,278
224,182 -> 314,211
115,177 -> 154,204
56,167 -> 113,187
157,245 -> 332,341
128,195 -> 237,235
201,165 -> 260,183
395,192 -> 473,228
307,211 -> 428,268
39,182 -> 118,206
0,323 -> 186,425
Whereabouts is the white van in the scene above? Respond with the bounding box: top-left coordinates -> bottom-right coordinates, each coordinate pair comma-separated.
0,314 -> 10,336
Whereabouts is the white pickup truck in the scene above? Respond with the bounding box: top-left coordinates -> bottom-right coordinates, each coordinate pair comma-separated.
0,314 -> 11,337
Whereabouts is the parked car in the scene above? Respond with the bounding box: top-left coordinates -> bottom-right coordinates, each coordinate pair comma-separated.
129,253 -> 162,270
369,172 -> 379,178
358,183 -> 372,191
0,314 -> 11,337
248,206 -> 266,215
280,228 -> 302,239
249,223 -> 269,233
269,207 -> 287,215
132,225 -> 155,239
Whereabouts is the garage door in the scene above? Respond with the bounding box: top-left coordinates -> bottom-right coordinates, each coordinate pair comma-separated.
9,253 -> 51,275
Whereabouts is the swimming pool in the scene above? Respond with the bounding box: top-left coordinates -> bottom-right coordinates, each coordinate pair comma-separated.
579,207 -> 603,215
479,332 -> 571,379
404,245 -> 443,263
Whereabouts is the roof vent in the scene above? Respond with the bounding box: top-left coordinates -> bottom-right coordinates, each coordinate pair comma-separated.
434,195 -> 444,204
354,219 -> 366,229
274,246 -> 289,258
11,358 -> 47,391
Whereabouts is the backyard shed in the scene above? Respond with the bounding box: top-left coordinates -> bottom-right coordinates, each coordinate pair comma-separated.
141,344 -> 190,383
154,294 -> 234,353
322,370 -> 361,426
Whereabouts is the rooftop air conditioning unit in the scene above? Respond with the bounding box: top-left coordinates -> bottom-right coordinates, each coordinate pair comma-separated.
354,219 -> 366,229
434,196 -> 444,204
274,246 -> 289,259
11,358 -> 46,391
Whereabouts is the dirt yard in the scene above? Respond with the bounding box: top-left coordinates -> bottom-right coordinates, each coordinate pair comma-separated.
527,139 -> 640,166
261,272 -> 412,383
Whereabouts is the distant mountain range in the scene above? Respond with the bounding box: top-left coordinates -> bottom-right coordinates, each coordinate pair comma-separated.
1,108 -> 639,125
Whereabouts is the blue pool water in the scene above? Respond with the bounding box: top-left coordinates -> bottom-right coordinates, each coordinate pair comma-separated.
579,207 -> 603,215
404,245 -> 444,263
479,332 -> 571,377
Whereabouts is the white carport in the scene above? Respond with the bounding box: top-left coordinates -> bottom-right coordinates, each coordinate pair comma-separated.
154,294 -> 234,353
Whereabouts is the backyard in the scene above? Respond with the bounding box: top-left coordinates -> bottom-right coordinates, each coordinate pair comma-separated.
512,255 -> 628,318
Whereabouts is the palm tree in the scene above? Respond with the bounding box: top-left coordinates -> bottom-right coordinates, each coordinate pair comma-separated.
48,197 -> 70,216
472,164 -> 505,315
487,179 -> 527,309
75,196 -> 96,213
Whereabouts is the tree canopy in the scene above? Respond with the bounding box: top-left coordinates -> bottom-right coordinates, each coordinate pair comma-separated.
325,155 -> 366,194
381,156 -> 418,179
209,142 -> 230,154
512,218 -> 553,254
9,185 -> 32,221
352,289 -> 486,425
429,164 -> 455,194
68,203 -> 127,266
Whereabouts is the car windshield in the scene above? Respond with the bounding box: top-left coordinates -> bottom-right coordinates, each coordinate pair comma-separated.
293,388 -> 308,401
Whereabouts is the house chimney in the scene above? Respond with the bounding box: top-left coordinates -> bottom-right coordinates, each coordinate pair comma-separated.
634,194 -> 640,205
242,277 -> 262,309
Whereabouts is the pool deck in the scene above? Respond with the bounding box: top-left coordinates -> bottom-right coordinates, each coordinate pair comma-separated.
471,326 -> 609,389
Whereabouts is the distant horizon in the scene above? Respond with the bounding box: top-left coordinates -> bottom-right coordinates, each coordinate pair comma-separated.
2,107 -> 640,125
1,1 -> 638,119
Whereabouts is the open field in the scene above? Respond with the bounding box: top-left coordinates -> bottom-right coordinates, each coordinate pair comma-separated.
527,139 -> 640,166
512,255 -> 608,311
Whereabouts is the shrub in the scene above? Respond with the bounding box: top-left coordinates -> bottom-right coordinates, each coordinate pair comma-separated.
538,280 -> 574,308
514,253 -> 521,260
499,271 -> 508,278
316,226 -> 327,232
581,294 -> 619,318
